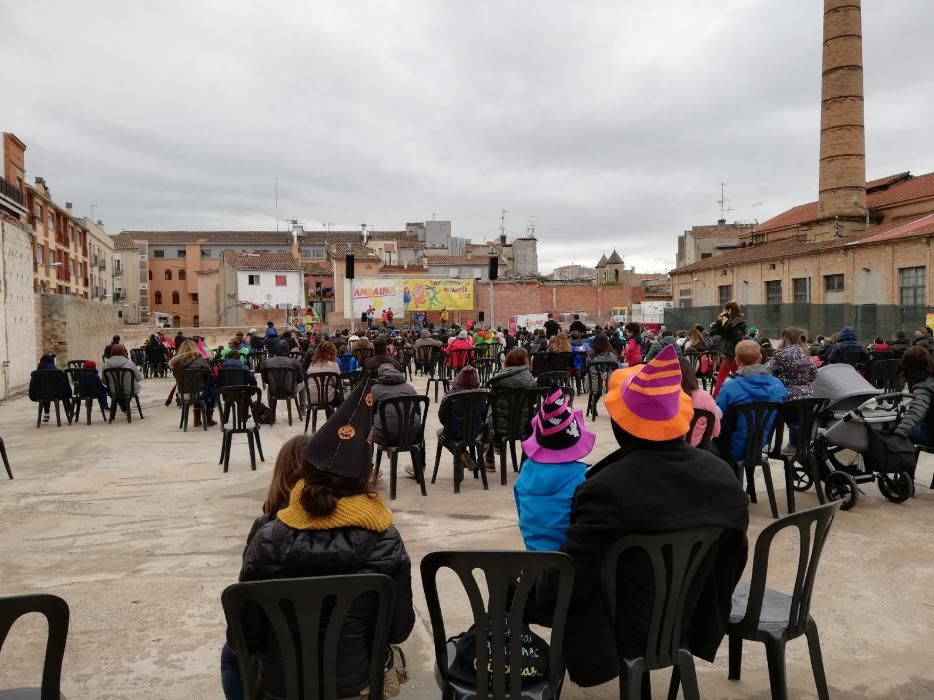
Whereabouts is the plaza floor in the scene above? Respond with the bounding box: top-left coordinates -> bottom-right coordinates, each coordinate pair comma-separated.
2,374 -> 934,699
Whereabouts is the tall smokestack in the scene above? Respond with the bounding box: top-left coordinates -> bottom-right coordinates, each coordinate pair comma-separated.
818,0 -> 866,220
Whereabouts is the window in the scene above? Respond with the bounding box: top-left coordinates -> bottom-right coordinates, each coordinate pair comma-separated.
311,248 -> 325,258
153,249 -> 165,258
190,293 -> 199,303
718,285 -> 733,306
35,244 -> 43,263
154,291 -> 163,304
47,213 -> 54,229
171,291 -> 180,305
164,269 -> 172,280
614,269 -> 620,283
899,266 -> 926,306
792,277 -> 811,303
824,274 -> 844,293
148,269 -> 152,281
193,315 -> 200,327
765,280 -> 782,304
275,275 -> 287,286
201,248 -> 211,257
178,269 -> 186,281
701,253 -> 713,260
176,249 -> 186,258
248,274 -> 260,285
449,267 -> 459,277
34,204 -> 41,220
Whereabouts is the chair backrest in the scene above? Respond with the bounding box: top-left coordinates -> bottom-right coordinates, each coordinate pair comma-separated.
176,367 -> 210,395
688,408 -> 716,449
719,401 -> 785,465
0,593 -> 69,699
375,394 -> 429,448
441,389 -> 490,443
601,528 -> 723,671
782,398 -> 828,463
474,358 -> 499,386
102,367 -> 137,399
66,360 -> 86,369
307,372 -> 342,406
421,551 -> 574,700
535,385 -> 575,409
545,352 -> 575,374
536,370 -> 570,388
841,348 -> 867,369
869,359 -> 901,393
65,367 -> 95,400
339,370 -> 368,391
265,366 -> 298,399
352,347 -> 375,366
586,361 -> 619,396
732,501 -> 840,638
446,347 -> 476,370
219,386 -> 262,430
222,574 -> 396,700
490,387 -> 540,440
31,369 -> 68,401
529,352 -> 550,376
218,367 -> 253,388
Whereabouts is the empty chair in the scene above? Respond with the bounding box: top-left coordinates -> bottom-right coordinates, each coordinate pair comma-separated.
780,398 -> 828,512
28,369 -> 73,428
717,402 -> 785,518
144,344 -> 168,378
0,593 -> 69,699
474,357 -> 499,387
304,372 -> 343,434
489,387 -> 540,486
222,574 -> 396,700
176,367 -> 212,432
1,436 -> 11,479
218,386 -> 265,472
727,501 -> 841,700
421,550 -> 574,700
869,359 -> 901,393
374,395 -> 429,500
529,351 -> 550,376
432,390 -> 490,493
102,367 -> 144,423
263,366 -> 302,426
603,528 -> 724,700
536,370 -> 570,389
421,347 -> 449,402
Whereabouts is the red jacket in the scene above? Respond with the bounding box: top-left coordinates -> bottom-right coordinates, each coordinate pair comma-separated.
445,338 -> 475,369
624,338 -> 642,367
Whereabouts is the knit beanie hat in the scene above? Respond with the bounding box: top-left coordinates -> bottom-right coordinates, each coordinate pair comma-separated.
452,365 -> 480,390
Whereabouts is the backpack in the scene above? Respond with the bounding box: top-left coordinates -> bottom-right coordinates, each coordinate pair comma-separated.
251,399 -> 275,425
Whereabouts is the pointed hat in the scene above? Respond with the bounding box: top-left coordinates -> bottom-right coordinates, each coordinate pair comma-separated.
302,378 -> 374,479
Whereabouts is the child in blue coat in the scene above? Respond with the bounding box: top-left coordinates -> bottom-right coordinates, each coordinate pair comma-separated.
514,388 -> 596,551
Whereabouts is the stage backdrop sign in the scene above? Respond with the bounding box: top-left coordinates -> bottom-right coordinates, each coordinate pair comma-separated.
352,278 -> 474,315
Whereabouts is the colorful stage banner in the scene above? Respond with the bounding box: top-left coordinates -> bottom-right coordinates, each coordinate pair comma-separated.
352,278 -> 474,315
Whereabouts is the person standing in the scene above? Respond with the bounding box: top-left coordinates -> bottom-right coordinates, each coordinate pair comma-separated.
710,300 -> 747,397
544,313 -> 561,339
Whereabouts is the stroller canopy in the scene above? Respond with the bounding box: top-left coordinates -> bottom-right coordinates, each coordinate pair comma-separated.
812,363 -> 880,411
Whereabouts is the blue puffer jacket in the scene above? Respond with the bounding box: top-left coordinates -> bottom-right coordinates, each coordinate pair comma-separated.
716,368 -> 789,461
826,326 -> 865,364
514,459 -> 587,551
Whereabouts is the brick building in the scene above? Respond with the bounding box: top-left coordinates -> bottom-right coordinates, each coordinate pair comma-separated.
675,220 -> 753,268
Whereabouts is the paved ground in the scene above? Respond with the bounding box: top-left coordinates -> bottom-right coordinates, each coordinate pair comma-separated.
2,374 -> 934,699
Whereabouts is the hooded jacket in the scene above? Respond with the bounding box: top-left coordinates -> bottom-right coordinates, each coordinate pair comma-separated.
644,335 -> 682,362
487,365 -> 538,436
889,337 -> 911,357
514,458 -> 587,551
715,365 -> 789,460
710,314 -> 747,359
103,355 -> 143,396
371,368 -> 419,442
826,326 -> 866,365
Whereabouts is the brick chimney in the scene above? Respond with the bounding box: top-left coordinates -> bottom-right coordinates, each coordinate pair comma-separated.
818,0 -> 867,220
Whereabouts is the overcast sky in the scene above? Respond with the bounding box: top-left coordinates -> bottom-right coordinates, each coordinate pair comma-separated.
3,1 -> 932,274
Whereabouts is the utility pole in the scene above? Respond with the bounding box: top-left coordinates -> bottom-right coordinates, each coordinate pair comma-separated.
275,177 -> 279,232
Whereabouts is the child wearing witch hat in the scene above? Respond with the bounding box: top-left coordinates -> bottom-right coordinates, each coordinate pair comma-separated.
514,387 -> 596,551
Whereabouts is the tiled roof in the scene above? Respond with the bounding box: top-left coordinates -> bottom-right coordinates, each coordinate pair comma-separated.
381,265 -> 428,272
426,255 -> 501,266
606,249 -> 623,264
301,261 -> 331,275
687,223 -> 754,239
365,231 -> 413,242
673,213 -> 934,274
123,230 -> 294,245
868,171 -> 934,208
595,254 -> 608,267
223,251 -> 302,271
397,238 -> 423,249
111,232 -> 138,250
329,243 -> 381,260
754,202 -> 820,234
866,172 -> 911,192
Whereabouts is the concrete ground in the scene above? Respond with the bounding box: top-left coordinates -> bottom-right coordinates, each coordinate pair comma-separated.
1,373 -> 934,699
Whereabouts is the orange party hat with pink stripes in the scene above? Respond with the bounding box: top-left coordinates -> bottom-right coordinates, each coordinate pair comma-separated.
604,344 -> 693,441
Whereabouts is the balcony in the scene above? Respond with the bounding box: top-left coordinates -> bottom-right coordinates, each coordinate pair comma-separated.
0,177 -> 27,217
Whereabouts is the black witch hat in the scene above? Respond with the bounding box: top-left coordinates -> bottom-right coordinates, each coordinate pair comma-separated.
303,378 -> 374,479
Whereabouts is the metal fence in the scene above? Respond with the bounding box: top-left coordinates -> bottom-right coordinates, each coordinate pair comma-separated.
664,304 -> 931,342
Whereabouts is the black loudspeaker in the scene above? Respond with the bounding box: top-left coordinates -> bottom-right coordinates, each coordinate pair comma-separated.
488,255 -> 499,281
345,253 -> 355,279
361,312 -> 368,323
478,310 -> 485,323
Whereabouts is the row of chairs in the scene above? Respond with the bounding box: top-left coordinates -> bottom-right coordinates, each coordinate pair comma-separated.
31,368 -> 143,429
1,502 -> 839,700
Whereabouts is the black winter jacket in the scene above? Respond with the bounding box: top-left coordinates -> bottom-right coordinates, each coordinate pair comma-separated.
710,314 -> 747,359
894,376 -> 934,438
238,518 -> 415,699
535,439 -> 749,687
487,365 -> 538,436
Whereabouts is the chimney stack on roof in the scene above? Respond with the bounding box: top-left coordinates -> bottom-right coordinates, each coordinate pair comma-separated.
818,0 -> 867,220
717,218 -> 726,227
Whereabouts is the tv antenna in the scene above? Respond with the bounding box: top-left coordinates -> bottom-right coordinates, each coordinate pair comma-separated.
751,201 -> 764,224
500,209 -> 508,237
527,216 -> 537,238
361,222 -> 368,244
717,182 -> 734,220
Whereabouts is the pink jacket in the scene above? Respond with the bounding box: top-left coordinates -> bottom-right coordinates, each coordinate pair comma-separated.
689,388 -> 721,447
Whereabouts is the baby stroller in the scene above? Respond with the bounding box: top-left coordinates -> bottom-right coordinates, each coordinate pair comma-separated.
809,364 -> 915,510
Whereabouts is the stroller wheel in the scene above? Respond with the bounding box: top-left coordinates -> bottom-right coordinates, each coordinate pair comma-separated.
792,465 -> 814,492
877,472 -> 914,504
825,471 -> 859,510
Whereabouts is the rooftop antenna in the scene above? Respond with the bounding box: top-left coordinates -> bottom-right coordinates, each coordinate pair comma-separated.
431,212 -> 437,220
275,177 -> 279,233
527,216 -> 537,238
500,209 -> 508,238
90,203 -> 98,222
752,200 -> 764,224
717,182 -> 734,220
361,222 -> 368,245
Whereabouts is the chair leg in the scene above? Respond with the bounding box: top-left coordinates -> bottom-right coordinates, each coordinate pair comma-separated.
500,444 -> 508,486
389,451 -> 397,501
246,432 -> 257,471
674,650 -> 700,700
760,461 -> 780,519
85,399 -> 92,426
286,400 -> 292,426
375,447 -> 383,477
477,445 -> 489,490
431,443 -> 442,484
53,401 -> 62,427
200,401 -> 208,431
805,618 -> 830,700
218,432 -> 226,464
509,440 -> 519,473
180,403 -> 187,431
108,400 -> 117,424
253,430 -> 265,462
764,636 -> 789,700
412,447 -> 427,496
744,463 -> 757,503
783,458 -> 796,514
728,633 -> 742,680
811,454 -> 827,504
223,432 -> 232,473
1,441 -> 12,479
620,659 -> 645,700
37,403 -> 42,429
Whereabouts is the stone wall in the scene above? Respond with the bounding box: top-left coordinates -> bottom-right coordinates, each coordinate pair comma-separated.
0,219 -> 39,400
39,294 -> 122,366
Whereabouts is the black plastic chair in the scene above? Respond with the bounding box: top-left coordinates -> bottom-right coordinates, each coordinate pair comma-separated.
602,528 -> 724,700
529,351 -> 550,376
64,368 -> 108,426
687,408 -> 716,450
30,370 -> 73,428
176,368 -> 211,432
217,367 -> 254,388
869,359 -> 901,393
536,371 -> 570,389
585,361 -> 618,421
352,346 -> 375,368
421,550 -> 574,700
1,436 -> 11,479
840,349 -> 868,373
422,347 -> 448,402
374,394 -> 429,500
474,358 -> 499,387
66,360 -> 86,370
718,402 -> 785,518
221,574 -> 396,700
780,398 -> 829,513
263,366 -> 302,426
304,372 -> 342,434
432,390 -> 490,493
446,348 -> 476,373
218,386 -> 265,472
102,368 -> 144,423
0,593 -> 69,699
727,501 -> 841,700
339,369 -> 368,394
144,345 -> 168,378
489,387 -> 540,486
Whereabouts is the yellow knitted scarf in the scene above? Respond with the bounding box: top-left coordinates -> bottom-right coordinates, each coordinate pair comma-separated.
277,479 -> 393,532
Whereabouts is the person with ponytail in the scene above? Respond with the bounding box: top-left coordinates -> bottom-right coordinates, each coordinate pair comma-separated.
230,382 -> 414,699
